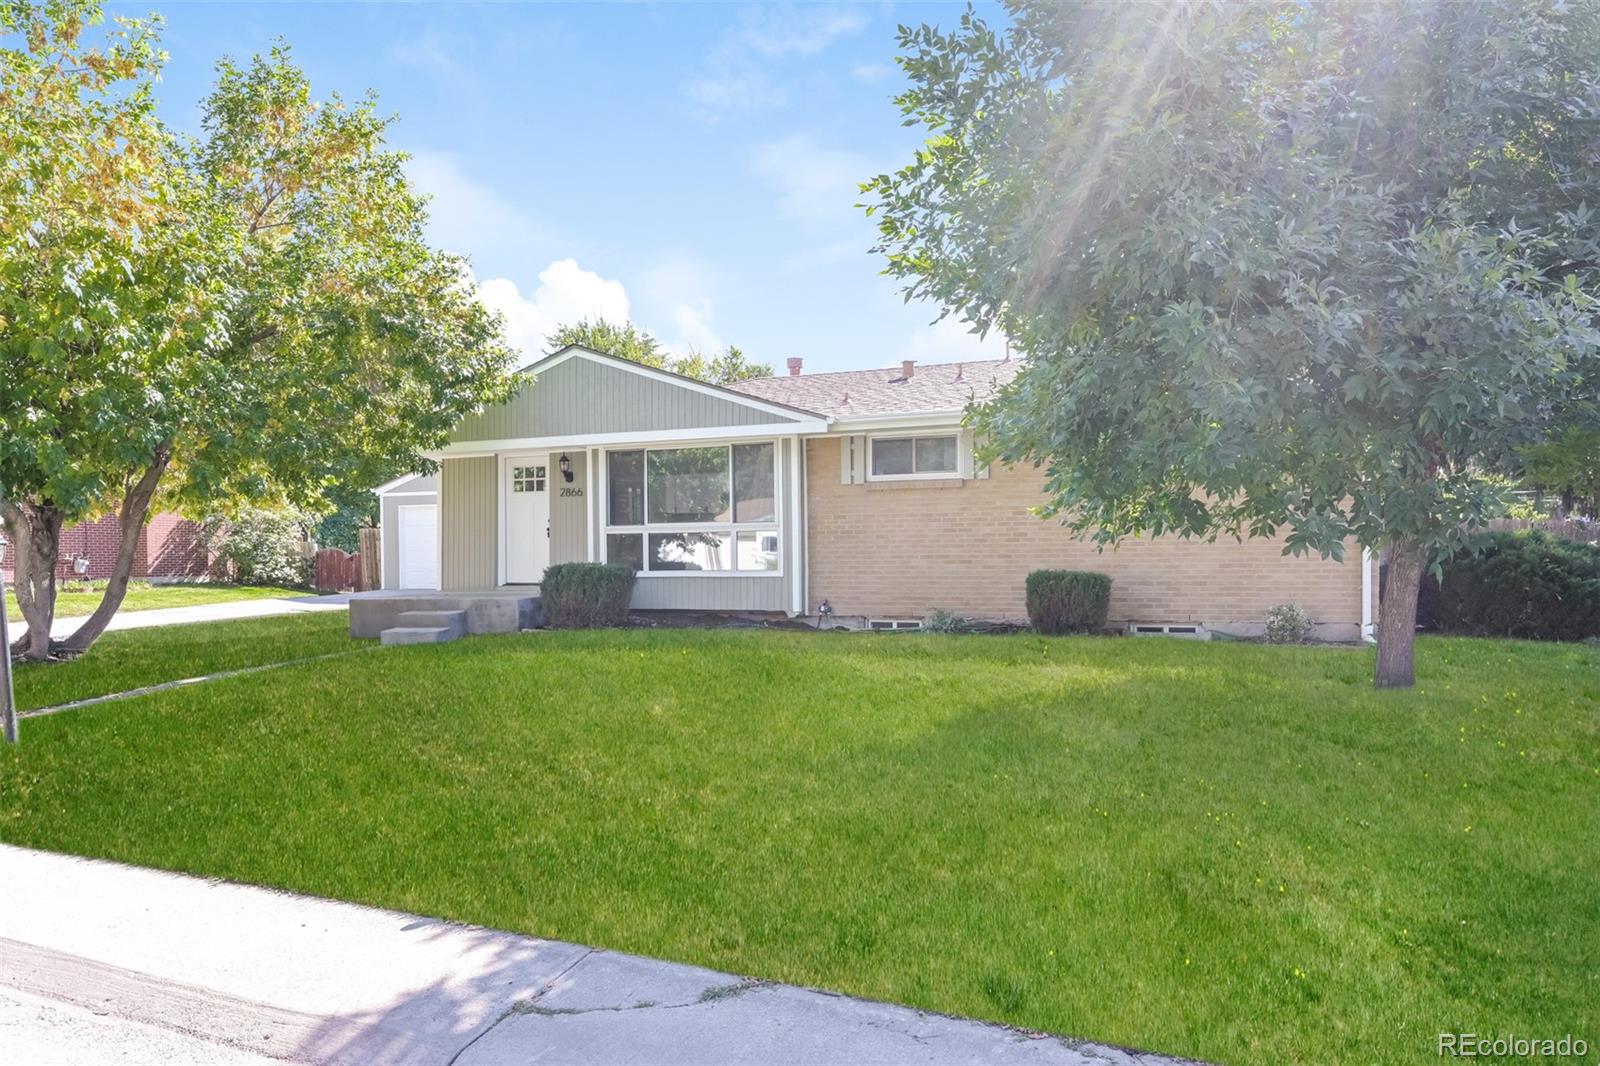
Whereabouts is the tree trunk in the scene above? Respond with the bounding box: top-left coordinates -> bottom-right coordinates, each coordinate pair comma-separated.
1,499 -> 65,661
1374,537 -> 1425,689
59,452 -> 171,655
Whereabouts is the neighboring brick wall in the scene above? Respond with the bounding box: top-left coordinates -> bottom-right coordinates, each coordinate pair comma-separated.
143,513 -> 210,579
805,436 -> 1366,638
0,512 -> 208,581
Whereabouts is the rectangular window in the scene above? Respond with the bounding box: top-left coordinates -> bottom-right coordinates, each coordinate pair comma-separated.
647,446 -> 730,523
512,465 -> 546,493
608,450 -> 644,525
869,434 -> 959,480
604,442 -> 782,575
735,530 -> 779,571
649,531 -> 732,572
606,532 -> 643,573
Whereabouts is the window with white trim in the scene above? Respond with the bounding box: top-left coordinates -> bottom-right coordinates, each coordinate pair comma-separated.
604,442 -> 780,574
511,464 -> 546,493
868,434 -> 959,480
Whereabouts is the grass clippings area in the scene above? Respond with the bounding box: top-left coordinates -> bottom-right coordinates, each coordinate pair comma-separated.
6,581 -> 308,624
2,629 -> 1596,1065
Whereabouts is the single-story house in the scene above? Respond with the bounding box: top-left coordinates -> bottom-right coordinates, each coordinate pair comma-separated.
375,344 -> 1375,640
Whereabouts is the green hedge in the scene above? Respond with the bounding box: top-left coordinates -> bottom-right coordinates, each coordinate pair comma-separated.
1025,570 -> 1112,635
1423,531 -> 1600,642
541,563 -> 636,629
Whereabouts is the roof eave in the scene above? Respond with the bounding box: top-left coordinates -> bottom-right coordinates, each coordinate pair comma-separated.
827,409 -> 970,431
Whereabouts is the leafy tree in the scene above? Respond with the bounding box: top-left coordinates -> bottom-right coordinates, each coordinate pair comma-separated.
549,318 -> 773,385
865,0 -> 1600,687
0,1 -> 514,660
674,344 -> 773,385
547,318 -> 668,370
1520,426 -> 1600,518
312,480 -> 380,553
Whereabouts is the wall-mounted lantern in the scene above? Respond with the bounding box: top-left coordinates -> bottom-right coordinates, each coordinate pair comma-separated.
558,453 -> 574,483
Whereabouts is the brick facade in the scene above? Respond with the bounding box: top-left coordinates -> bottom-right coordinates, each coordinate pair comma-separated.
0,512 -> 208,582
804,436 -> 1369,639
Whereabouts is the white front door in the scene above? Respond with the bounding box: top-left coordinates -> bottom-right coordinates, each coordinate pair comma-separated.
504,455 -> 550,584
396,504 -> 440,589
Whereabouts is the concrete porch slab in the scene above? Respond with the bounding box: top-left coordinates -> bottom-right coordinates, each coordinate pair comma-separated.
348,590 -> 542,639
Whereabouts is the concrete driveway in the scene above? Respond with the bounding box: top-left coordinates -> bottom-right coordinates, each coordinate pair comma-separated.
0,846 -> 1187,1066
25,594 -> 349,641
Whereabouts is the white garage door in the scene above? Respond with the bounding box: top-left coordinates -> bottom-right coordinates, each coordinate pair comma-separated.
396,504 -> 440,589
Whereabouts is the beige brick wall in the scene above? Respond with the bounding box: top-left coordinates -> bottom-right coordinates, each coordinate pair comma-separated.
805,436 -> 1366,637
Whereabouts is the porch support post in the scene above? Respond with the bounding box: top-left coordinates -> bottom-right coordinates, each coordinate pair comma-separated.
788,436 -> 804,617
585,447 -> 597,562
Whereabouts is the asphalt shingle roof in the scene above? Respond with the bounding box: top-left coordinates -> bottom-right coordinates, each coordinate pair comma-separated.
729,358 -> 1022,419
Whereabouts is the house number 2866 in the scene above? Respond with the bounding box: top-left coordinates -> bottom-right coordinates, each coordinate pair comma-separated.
559,487 -> 584,498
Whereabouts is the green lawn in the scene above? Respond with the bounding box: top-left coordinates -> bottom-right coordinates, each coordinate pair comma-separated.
1,627 -> 1595,1065
5,582 -> 308,624
9,611 -> 354,712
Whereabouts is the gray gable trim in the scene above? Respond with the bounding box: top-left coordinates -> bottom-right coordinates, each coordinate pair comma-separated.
373,473 -> 437,496
451,347 -> 817,444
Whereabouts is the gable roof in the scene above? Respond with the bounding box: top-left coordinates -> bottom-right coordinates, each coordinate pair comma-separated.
446,344 -> 828,448
520,344 -> 826,421
729,358 -> 1022,419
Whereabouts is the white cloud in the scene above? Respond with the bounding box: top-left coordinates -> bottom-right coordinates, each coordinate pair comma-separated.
664,300 -> 724,359
851,62 -> 894,84
738,5 -> 866,57
905,313 -> 1009,363
405,150 -> 548,264
476,260 -> 631,361
388,32 -> 456,73
751,134 -> 876,225
684,5 -> 867,118
684,69 -> 786,115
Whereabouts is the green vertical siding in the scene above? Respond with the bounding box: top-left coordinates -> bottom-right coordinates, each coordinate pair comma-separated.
549,451 -> 588,565
440,457 -> 497,589
452,355 -> 803,443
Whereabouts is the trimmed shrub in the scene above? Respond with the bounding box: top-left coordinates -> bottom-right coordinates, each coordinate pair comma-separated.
1264,603 -> 1313,644
1427,531 -> 1600,642
541,562 -> 636,628
1025,570 -> 1112,635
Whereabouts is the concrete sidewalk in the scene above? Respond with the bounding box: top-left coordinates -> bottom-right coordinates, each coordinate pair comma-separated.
28,593 -> 349,641
0,846 -> 1184,1066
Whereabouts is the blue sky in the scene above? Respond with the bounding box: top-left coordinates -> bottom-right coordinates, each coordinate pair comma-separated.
117,1 -> 1008,374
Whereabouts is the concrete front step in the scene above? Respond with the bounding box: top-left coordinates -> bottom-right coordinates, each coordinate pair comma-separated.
349,592 -> 543,639
393,610 -> 467,639
379,626 -> 460,646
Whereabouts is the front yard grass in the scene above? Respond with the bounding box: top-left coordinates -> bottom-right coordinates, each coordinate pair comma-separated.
1,629 -> 1595,1065
5,581 -> 308,624
10,611 -> 354,712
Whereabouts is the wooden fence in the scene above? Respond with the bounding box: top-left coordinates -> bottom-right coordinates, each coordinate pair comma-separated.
309,527 -> 382,594
357,527 -> 381,591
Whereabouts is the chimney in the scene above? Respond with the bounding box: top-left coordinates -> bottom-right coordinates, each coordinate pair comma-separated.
787,357 -> 803,377
899,359 -> 916,381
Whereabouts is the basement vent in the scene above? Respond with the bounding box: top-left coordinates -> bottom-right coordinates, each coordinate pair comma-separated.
868,618 -> 923,631
1128,623 -> 1209,640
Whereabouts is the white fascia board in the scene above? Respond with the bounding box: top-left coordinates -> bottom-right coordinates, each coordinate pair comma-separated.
828,411 -> 967,432
373,473 -> 428,496
434,420 -> 830,458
